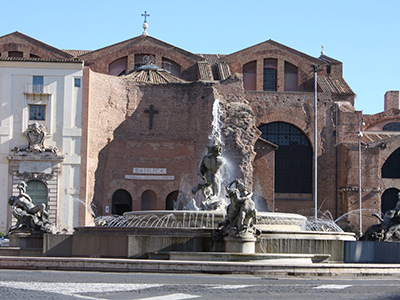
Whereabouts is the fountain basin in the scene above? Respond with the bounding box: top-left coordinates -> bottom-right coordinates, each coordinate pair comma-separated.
43,226 -> 355,262
122,210 -> 307,232
42,210 -> 354,262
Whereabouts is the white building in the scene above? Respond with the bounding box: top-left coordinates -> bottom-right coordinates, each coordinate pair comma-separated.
0,32 -> 83,232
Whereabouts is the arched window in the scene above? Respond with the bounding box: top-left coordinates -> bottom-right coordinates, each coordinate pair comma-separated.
382,148 -> 400,178
258,122 -> 312,194
108,57 -> 127,76
135,54 -> 154,69
8,51 -> 23,58
263,59 -> 277,91
381,188 -> 400,214
26,180 -> 48,206
111,189 -> 132,215
243,61 -> 256,91
383,122 -> 400,131
284,62 -> 298,91
162,58 -> 181,77
141,190 -> 157,211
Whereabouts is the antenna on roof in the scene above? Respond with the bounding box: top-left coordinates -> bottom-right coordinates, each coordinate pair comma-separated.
141,11 -> 150,37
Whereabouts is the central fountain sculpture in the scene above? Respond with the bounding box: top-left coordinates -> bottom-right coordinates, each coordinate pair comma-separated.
191,99 -> 226,211
191,143 -> 225,211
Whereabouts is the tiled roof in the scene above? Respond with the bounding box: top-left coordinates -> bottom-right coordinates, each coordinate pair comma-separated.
63,50 -> 93,57
217,62 -> 231,81
362,132 -> 400,146
199,54 -> 225,65
197,61 -> 213,80
124,64 -> 186,84
0,57 -> 82,63
257,137 -> 279,149
0,32 -> 74,59
318,76 -> 354,95
199,54 -> 228,80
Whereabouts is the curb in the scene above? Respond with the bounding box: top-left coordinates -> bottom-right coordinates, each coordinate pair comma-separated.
1,256 -> 400,276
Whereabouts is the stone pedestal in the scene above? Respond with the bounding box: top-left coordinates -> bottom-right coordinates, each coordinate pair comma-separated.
224,235 -> 256,253
9,231 -> 43,256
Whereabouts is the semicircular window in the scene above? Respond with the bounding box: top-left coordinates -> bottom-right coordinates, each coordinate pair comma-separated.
383,122 -> 400,131
258,122 -> 312,194
382,147 -> 400,178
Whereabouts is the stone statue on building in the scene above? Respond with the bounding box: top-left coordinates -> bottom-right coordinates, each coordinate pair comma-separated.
8,181 -> 53,233
214,179 -> 259,239
192,143 -> 226,211
362,193 -> 400,241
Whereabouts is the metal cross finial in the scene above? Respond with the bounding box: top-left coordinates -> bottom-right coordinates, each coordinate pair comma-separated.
142,11 -> 150,23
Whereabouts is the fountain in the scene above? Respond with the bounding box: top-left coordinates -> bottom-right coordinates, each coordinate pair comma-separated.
42,98 -> 355,262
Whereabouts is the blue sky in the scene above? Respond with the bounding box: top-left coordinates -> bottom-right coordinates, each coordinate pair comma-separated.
2,0 -> 399,114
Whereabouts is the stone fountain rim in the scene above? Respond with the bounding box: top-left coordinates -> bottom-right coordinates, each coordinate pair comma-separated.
123,210 -> 307,220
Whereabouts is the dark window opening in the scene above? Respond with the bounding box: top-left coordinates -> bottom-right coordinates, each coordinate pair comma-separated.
33,76 -> 44,93
263,69 -> 277,91
74,78 -> 81,87
162,58 -> 181,77
284,62 -> 298,91
382,148 -> 400,178
381,188 -> 400,214
111,189 -> 132,215
263,58 -> 277,91
166,190 -> 186,210
29,105 -> 46,120
383,122 -> 400,131
135,54 -> 155,69
108,57 -> 127,76
259,122 -> 312,194
141,190 -> 157,210
243,61 -> 256,91
8,51 -> 23,58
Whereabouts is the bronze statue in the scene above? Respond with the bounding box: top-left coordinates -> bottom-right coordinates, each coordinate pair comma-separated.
214,179 -> 259,238
192,144 -> 225,210
8,181 -> 53,233
362,192 -> 400,241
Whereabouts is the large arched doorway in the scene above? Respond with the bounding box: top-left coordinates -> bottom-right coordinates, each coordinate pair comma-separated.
382,148 -> 400,178
258,122 -> 312,197
165,190 -> 187,210
381,188 -> 400,214
141,190 -> 157,211
26,180 -> 48,206
111,189 -> 132,215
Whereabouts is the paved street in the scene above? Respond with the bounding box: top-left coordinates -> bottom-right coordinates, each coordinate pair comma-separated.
0,269 -> 399,299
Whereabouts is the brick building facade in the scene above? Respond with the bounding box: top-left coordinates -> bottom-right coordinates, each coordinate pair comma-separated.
1,31 -> 400,233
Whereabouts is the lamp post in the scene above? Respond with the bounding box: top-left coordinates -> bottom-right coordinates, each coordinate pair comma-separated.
312,64 -> 319,219
357,115 -> 365,237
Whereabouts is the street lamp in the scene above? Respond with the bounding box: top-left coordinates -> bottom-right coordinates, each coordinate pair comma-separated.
312,64 -> 319,219
357,115 -> 365,237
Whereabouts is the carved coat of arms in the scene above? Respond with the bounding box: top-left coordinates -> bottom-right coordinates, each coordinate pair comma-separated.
13,122 -> 60,156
